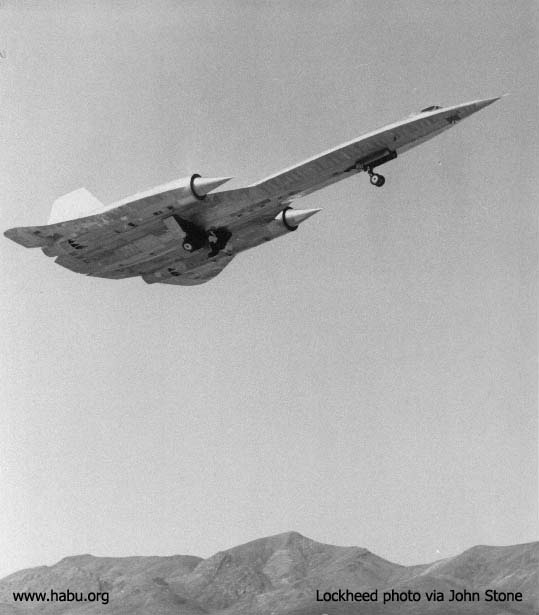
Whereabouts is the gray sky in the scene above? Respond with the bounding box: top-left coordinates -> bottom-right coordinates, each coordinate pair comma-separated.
1,0 -> 537,579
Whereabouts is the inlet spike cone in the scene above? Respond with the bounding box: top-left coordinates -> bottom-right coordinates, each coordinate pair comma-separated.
275,207 -> 322,231
191,176 -> 233,199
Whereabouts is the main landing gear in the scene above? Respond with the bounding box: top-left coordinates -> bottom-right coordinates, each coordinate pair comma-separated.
207,227 -> 232,257
174,215 -> 231,257
181,227 -> 231,258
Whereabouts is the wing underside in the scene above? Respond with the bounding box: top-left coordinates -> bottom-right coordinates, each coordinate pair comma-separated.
142,254 -> 234,286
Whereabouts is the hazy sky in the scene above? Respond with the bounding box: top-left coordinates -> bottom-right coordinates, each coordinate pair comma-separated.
1,1 -> 537,579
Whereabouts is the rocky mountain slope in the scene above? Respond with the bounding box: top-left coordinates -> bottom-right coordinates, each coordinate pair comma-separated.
0,532 -> 537,614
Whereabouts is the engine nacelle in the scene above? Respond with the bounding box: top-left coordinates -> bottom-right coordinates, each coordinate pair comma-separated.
257,206 -> 322,245
107,174 -> 233,211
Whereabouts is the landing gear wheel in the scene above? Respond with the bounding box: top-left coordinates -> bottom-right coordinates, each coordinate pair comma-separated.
364,165 -> 386,187
369,173 -> 385,187
183,241 -> 194,252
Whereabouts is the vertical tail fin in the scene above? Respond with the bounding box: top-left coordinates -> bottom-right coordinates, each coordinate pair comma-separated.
48,188 -> 104,224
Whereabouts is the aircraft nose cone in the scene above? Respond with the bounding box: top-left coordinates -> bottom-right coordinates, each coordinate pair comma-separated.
451,96 -> 501,121
471,96 -> 502,110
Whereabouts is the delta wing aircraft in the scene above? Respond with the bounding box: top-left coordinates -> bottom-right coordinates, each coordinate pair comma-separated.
5,97 -> 499,286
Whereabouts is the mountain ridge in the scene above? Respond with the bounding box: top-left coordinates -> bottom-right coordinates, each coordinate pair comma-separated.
1,532 -> 537,614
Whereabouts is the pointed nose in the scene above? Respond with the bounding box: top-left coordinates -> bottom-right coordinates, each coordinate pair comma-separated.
451,96 -> 501,121
470,96 -> 502,111
191,175 -> 233,199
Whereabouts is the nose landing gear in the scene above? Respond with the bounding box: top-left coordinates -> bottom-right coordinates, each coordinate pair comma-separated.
349,149 -> 395,188
368,169 -> 386,187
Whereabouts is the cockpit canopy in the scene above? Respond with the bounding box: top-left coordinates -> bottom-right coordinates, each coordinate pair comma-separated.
420,105 -> 442,112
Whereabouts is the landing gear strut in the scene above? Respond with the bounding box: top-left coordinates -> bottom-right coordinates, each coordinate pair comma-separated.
175,218 -> 207,253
